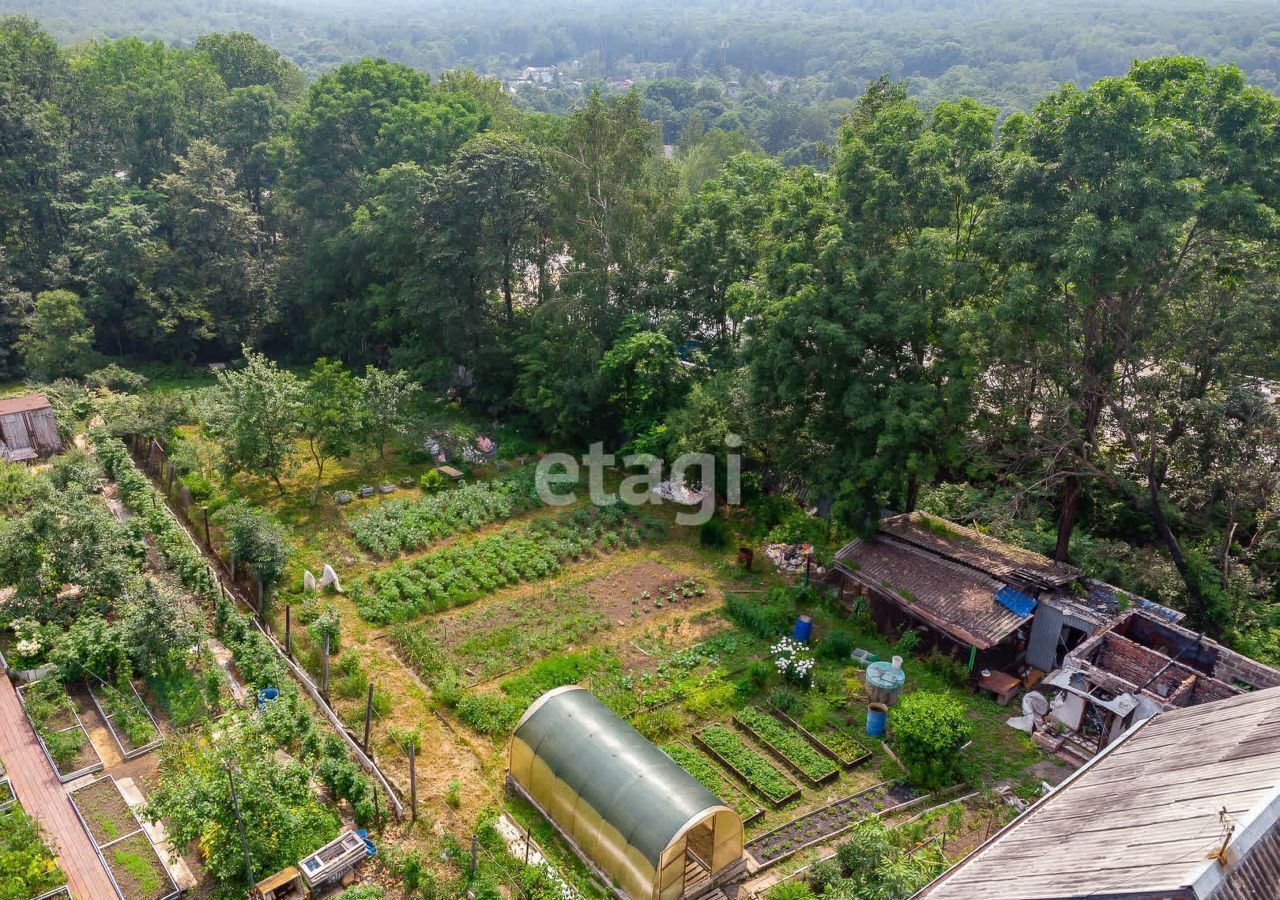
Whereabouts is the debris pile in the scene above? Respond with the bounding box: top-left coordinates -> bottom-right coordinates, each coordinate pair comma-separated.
762,543 -> 817,575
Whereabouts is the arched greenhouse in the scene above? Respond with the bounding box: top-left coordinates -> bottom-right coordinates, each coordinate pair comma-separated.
508,686 -> 745,900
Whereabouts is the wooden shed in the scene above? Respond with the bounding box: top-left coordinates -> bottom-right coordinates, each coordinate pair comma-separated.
0,393 -> 61,461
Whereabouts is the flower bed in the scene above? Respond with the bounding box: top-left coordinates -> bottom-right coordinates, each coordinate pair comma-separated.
349,470 -> 543,557
744,780 -> 920,867
662,741 -> 763,824
733,706 -> 839,785
355,505 -> 657,624
18,680 -> 103,782
87,680 -> 163,760
693,725 -> 800,806
769,705 -> 871,769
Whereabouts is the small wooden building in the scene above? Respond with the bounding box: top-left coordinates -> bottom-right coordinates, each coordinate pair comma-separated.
0,393 -> 61,462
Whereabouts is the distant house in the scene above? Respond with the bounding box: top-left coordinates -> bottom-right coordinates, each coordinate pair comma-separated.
831,511 -> 1280,759
914,685 -> 1280,900
0,393 -> 61,462
831,512 -> 1191,670
832,512 -> 1083,670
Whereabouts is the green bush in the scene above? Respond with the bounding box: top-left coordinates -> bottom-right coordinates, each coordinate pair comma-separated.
419,469 -> 447,494
0,807 -> 66,900
765,882 -> 814,900
723,587 -> 797,637
699,517 -> 726,547
891,691 -> 973,790
817,630 -> 853,660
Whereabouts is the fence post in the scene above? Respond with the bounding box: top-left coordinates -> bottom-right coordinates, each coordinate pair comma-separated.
363,683 -> 374,754
284,606 -> 292,660
470,834 -> 479,875
321,632 -> 330,702
202,507 -> 211,547
409,741 -> 418,822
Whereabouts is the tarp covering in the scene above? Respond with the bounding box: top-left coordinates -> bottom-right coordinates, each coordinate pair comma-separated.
995,585 -> 1038,618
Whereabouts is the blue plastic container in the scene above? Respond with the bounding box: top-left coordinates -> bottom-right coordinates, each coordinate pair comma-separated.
793,614 -> 813,643
256,687 -> 279,711
356,828 -> 376,856
866,703 -> 888,738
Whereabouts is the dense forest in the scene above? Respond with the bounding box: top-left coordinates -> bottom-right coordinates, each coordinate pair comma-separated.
8,0 -> 1280,161
1,11 -> 1279,669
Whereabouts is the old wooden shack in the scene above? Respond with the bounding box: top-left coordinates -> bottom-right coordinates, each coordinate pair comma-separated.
0,393 -> 60,461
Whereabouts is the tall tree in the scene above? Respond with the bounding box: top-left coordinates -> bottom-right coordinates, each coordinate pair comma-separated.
18,288 -> 95,379
205,348 -> 303,493
989,57 -> 1280,626
300,358 -> 362,504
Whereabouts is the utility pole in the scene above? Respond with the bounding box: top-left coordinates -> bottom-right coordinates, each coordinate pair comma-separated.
224,761 -> 255,890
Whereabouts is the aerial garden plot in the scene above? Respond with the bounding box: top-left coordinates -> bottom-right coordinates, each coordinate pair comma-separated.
1,367 -> 1049,900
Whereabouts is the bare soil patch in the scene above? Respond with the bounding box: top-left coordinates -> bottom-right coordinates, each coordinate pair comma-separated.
73,777 -> 138,846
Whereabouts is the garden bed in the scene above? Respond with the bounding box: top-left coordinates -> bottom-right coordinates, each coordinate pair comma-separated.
87,679 -> 164,760
733,706 -> 839,785
693,725 -> 801,807
70,776 -> 180,900
355,505 -> 658,624
769,705 -> 871,769
744,780 -> 921,867
17,680 -> 104,782
103,831 -> 178,900
71,775 -> 140,845
662,741 -> 764,825
0,773 -> 14,813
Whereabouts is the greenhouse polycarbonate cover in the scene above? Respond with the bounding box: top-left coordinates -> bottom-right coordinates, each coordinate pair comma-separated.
514,687 -> 724,866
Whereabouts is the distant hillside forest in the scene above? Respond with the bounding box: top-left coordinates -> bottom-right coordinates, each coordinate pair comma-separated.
2,11 -> 1280,665
7,0 -> 1280,161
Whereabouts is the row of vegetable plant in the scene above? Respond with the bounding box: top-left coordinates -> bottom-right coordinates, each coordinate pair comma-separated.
695,724 -> 799,805
734,706 -> 839,783
354,505 -> 659,624
348,468 -> 546,557
92,433 -> 218,601
662,741 -> 763,823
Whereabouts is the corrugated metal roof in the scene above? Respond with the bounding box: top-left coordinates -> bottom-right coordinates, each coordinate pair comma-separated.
0,393 -> 51,415
835,536 -> 1029,649
914,687 -> 1280,900
513,686 -> 725,867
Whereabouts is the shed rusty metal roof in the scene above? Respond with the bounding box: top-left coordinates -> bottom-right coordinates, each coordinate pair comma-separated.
914,686 -> 1280,900
0,393 -> 51,415
835,535 -> 1028,649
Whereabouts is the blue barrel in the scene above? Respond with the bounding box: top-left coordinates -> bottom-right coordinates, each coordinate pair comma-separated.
356,828 -> 376,856
866,703 -> 888,737
793,614 -> 813,643
256,687 -> 279,711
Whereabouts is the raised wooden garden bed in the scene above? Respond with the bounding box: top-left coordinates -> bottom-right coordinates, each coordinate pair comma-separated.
69,776 -> 180,900
0,773 -> 15,814
17,680 -> 105,783
744,780 -> 921,868
769,705 -> 871,769
693,725 -> 801,807
87,679 -> 164,760
662,741 -> 764,825
732,707 -> 839,786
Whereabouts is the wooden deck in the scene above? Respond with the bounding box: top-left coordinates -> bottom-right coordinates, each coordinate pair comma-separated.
0,676 -> 120,899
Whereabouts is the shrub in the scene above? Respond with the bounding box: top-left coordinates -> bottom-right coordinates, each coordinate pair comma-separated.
336,887 -> 384,900
817,630 -> 853,660
893,629 -> 921,656
923,649 -> 969,688
699,517 -> 726,547
724,588 -> 796,638
419,469 -> 447,494
0,807 -> 66,900
891,691 -> 973,790
445,779 -> 461,808
765,880 -> 814,900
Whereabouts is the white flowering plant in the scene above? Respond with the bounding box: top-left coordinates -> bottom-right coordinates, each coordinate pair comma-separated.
770,637 -> 816,686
